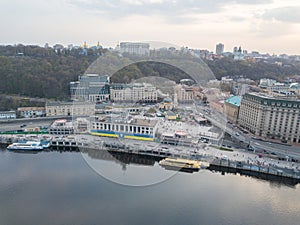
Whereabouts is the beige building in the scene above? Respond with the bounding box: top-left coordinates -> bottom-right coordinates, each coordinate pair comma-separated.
110,83 -> 157,103
46,101 -> 95,117
210,100 -> 225,114
224,96 -> 241,124
238,93 -> 300,144
174,84 -> 194,103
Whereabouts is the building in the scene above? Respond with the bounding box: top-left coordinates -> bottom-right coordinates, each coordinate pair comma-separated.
259,78 -> 290,93
17,107 -> 46,118
119,42 -> 150,55
174,84 -> 195,103
110,83 -> 157,103
209,100 -> 225,114
0,111 -> 16,120
215,43 -> 224,55
46,101 -> 95,117
70,74 -> 110,102
91,116 -> 158,141
49,119 -> 74,135
159,97 -> 176,111
224,96 -> 241,124
233,46 -> 244,60
238,93 -> 300,144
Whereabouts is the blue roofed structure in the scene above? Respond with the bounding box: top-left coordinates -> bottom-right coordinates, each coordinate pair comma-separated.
224,96 -> 241,124
225,96 -> 241,107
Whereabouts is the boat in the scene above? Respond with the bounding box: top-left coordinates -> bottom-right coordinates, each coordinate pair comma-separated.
7,140 -> 50,151
159,158 -> 209,172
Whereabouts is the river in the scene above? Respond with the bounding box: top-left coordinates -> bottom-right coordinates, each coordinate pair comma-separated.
0,147 -> 299,225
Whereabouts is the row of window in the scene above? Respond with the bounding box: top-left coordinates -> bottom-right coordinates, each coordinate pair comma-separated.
93,122 -> 154,135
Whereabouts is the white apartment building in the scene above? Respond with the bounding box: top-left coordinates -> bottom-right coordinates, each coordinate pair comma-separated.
0,111 -> 16,120
17,107 -> 46,118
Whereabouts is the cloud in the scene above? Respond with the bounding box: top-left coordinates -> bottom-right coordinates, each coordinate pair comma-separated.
262,6 -> 300,23
67,0 -> 272,23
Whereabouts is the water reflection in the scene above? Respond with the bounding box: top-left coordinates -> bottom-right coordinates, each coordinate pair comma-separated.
0,148 -> 299,225
80,147 -> 180,187
50,147 -> 300,187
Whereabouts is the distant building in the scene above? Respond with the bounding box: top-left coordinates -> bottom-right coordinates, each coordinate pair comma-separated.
46,101 -> 94,117
259,78 -> 290,93
53,44 -> 64,54
70,74 -> 110,102
224,96 -> 241,124
233,46 -> 244,60
215,43 -> 224,55
238,93 -> 300,144
110,83 -> 157,103
0,111 -> 16,120
119,42 -> 150,55
17,107 -> 45,118
233,83 -> 249,96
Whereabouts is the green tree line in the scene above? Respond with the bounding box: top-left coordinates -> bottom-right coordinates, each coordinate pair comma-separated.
1,45 -> 300,111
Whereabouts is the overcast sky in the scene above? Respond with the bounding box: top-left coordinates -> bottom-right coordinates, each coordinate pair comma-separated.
1,0 -> 300,54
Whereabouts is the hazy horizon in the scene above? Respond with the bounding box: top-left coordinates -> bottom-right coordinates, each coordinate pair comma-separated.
1,0 -> 300,55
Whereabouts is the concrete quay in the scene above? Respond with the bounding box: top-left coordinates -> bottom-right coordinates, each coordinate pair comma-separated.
50,134 -> 300,182
1,133 -> 300,184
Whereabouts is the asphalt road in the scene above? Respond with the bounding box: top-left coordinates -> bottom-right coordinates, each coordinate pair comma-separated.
194,105 -> 300,160
0,116 -> 71,132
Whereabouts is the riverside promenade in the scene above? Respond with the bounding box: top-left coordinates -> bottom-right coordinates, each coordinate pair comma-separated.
1,133 -> 299,184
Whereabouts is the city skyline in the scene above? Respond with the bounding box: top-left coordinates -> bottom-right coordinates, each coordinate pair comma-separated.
1,0 -> 300,55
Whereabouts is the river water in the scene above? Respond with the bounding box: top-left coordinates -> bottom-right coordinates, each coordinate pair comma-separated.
0,147 -> 299,225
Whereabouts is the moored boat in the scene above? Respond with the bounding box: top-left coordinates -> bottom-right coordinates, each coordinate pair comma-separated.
7,140 -> 49,151
159,158 -> 209,172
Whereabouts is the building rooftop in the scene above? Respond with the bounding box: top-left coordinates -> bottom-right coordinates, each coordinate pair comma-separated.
225,96 -> 241,107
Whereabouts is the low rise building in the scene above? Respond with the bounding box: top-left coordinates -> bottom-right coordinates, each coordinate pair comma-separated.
49,119 -> 74,135
209,100 -> 225,114
110,83 -> 157,103
0,111 -> 16,120
17,107 -> 45,118
174,84 -> 194,103
46,101 -> 94,117
91,116 -> 158,141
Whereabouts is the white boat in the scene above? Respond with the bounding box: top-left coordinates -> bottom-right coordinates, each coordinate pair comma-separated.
7,141 -> 47,151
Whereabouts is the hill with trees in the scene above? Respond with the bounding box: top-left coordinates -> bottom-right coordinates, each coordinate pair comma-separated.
1,44 -> 300,111
205,57 -> 300,82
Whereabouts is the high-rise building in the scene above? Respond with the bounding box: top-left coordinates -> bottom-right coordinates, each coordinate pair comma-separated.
215,43 -> 224,55
238,93 -> 300,144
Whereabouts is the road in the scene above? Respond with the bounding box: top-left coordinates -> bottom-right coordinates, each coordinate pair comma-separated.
194,104 -> 300,160
0,116 -> 72,132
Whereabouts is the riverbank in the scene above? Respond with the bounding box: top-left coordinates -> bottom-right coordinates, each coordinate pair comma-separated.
1,133 -> 300,184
